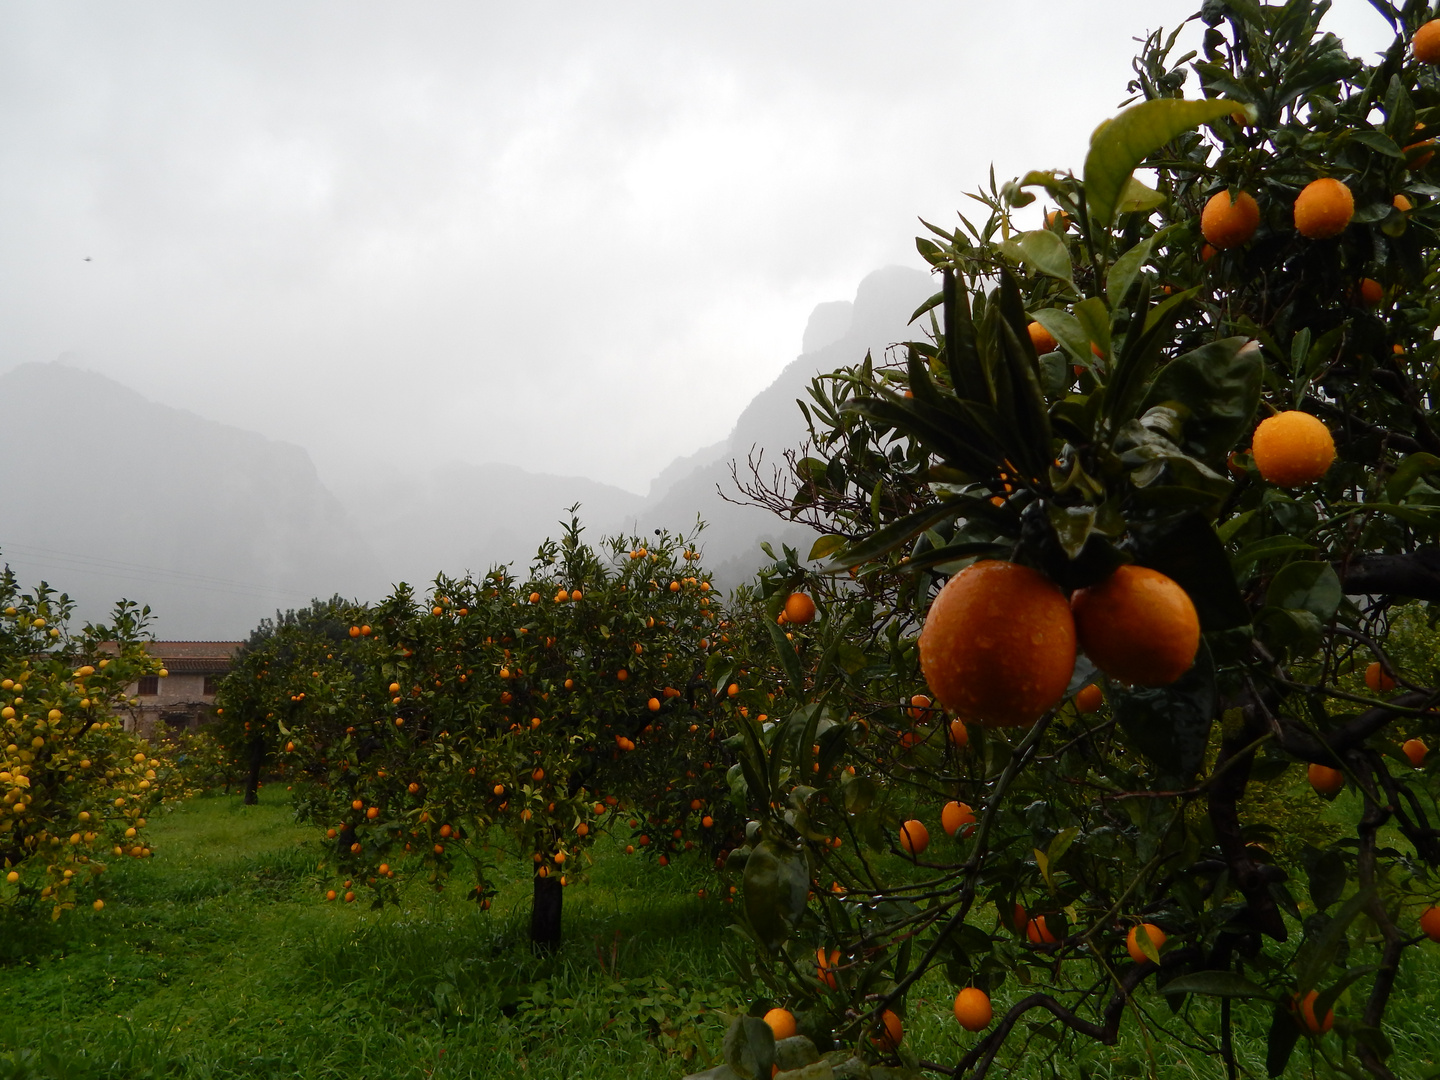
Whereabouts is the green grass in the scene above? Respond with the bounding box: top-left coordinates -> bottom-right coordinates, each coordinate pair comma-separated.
2,792 -> 1439,1080
0,794 -> 741,1080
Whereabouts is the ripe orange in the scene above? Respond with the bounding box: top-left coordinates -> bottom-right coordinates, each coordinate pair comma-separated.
918,561 -> 1076,727
763,1007 -> 796,1039
1421,906 -> 1440,942
1074,683 -> 1104,713
1358,278 -> 1384,306
1294,990 -> 1333,1034
1071,566 -> 1199,686
1201,243 -> 1217,262
1415,19 -> 1440,62
817,947 -> 841,989
647,697 -> 661,712
1046,209 -> 1070,231
947,717 -> 969,749
1026,915 -> 1058,945
873,1009 -> 903,1050
1294,178 -> 1354,239
1365,661 -> 1396,693
1394,193 -> 1414,212
1126,923 -> 1167,964
1407,139 -> 1435,168
1308,763 -> 1344,796
1403,738 -> 1428,768
784,593 -> 817,625
907,693 -> 932,720
93,899 -> 104,911
1027,321 -> 1058,354
941,800 -> 976,838
1201,189 -> 1260,249
953,988 -> 992,1031
899,819 -> 930,856
325,890 -> 337,901
1251,411 -> 1335,487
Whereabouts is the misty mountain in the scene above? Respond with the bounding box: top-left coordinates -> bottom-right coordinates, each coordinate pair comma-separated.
0,361 -> 385,637
609,265 -> 934,590
0,265 -> 933,636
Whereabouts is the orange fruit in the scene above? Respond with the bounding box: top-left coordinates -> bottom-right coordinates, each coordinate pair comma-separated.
941,800 -> 976,838
1071,566 -> 1199,686
1415,19 -> 1440,62
647,697 -> 661,712
1126,923 -> 1167,964
918,561 -> 1076,727
1027,321 -> 1058,354
947,717 -> 969,749
1013,903 -> 1029,935
873,1009 -> 903,1050
907,693 -> 932,720
1074,683 -> 1104,713
1201,189 -> 1260,249
1394,193 -> 1414,212
1365,661 -> 1396,693
899,819 -> 930,856
1294,990 -> 1333,1034
1403,738 -> 1428,768
1308,763 -> 1344,796
1046,209 -> 1070,231
953,988 -> 992,1031
784,593 -> 817,625
1026,914 -> 1058,945
1251,411 -> 1335,487
817,947 -> 841,989
1200,242 -> 1217,262
1420,906 -> 1440,942
763,1007 -> 797,1040
1408,139 -> 1435,168
1294,178 -> 1353,239
1358,278 -> 1384,306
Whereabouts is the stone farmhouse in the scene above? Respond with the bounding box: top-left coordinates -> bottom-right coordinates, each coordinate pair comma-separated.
118,641 -> 243,737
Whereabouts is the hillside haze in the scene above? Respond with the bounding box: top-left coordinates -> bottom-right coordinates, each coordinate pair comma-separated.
1,266 -> 932,635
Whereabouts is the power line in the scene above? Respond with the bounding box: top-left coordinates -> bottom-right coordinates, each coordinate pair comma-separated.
0,542 -> 310,604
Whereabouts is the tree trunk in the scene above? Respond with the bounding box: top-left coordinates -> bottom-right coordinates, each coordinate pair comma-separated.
530,873 -> 563,951
244,736 -> 265,805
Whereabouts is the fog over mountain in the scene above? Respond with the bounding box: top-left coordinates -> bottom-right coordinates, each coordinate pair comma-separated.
0,266 -> 931,637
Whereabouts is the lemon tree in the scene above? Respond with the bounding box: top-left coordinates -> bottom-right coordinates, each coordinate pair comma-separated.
702,6 -> 1440,1080
0,563 -> 170,920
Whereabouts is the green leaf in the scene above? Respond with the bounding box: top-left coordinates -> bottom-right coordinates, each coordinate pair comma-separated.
1158,970 -> 1269,998
1141,337 -> 1261,467
1266,562 -> 1342,621
1029,307 -> 1092,367
1385,453 -> 1440,502
1116,175 -> 1167,215
741,840 -> 810,953
722,1016 -> 776,1080
1107,226 -> 1174,310
1265,998 -> 1301,1078
818,500 -> 962,572
1084,98 -> 1247,233
1295,887 -> 1375,996
766,620 -> 805,696
1302,847 -> 1347,912
1012,229 -> 1075,286
1233,536 -> 1316,568
1112,641 -> 1216,783
807,535 -> 847,563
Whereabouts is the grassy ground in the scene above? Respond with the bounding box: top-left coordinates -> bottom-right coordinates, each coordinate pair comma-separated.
1,792 -> 1438,1080
0,794 -> 741,1080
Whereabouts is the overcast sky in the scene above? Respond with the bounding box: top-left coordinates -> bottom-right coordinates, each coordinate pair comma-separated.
0,2 -> 1394,494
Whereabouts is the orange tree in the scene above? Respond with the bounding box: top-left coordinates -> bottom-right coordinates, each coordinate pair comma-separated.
702,5 -> 1440,1080
0,563 -> 170,920
216,515 -> 743,946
